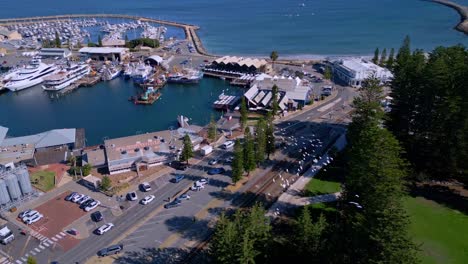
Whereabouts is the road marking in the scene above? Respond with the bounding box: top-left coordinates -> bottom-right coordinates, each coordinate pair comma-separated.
51,237 -> 58,242
42,242 -> 49,247
15,260 -> 21,264
19,235 -> 31,258
39,245 -> 45,250
122,234 -> 147,242
20,258 -> 26,262
59,232 -> 66,236
29,250 -> 36,256
55,234 -> 62,239
34,248 -> 40,253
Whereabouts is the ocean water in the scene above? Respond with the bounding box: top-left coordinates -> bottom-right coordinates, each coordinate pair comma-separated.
0,79 -> 240,145
0,0 -> 466,56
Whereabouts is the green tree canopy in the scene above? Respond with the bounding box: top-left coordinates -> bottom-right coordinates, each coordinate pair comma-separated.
240,97 -> 248,129
231,139 -> 244,184
180,134 -> 193,164
208,114 -> 218,141
372,47 -> 379,64
271,85 -> 279,116
255,118 -> 267,164
100,175 -> 112,191
243,127 -> 256,175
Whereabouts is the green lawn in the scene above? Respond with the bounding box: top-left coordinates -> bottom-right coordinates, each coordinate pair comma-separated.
305,178 -> 341,196
404,196 -> 468,264
30,171 -> 55,192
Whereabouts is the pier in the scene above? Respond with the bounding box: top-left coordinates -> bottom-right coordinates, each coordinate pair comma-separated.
428,0 -> 468,34
0,14 -> 216,56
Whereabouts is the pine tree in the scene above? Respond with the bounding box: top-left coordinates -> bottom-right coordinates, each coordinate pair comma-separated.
237,230 -> 257,264
180,134 -> 193,164
372,47 -> 379,64
255,118 -> 267,164
98,35 -> 103,47
323,66 -> 332,80
380,48 -> 387,66
243,127 -> 256,175
271,84 -> 279,116
54,32 -> 61,48
240,97 -> 248,129
208,114 -> 218,141
232,139 -> 244,183
386,48 -> 395,69
210,213 -> 239,263
295,209 -> 328,258
270,51 -> 279,70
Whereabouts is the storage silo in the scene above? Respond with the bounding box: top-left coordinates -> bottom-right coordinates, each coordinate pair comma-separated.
0,180 -> 11,205
5,174 -> 22,200
16,169 -> 33,195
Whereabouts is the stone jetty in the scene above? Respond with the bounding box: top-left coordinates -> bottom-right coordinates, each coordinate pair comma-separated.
429,0 -> 468,34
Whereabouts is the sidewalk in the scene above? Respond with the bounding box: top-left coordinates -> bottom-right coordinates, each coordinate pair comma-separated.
267,133 -> 347,217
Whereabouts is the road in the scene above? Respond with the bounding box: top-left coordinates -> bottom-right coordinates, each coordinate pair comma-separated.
29,85 -> 356,264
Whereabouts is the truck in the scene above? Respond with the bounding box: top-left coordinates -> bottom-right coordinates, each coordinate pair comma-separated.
200,145 -> 213,156
0,226 -> 14,244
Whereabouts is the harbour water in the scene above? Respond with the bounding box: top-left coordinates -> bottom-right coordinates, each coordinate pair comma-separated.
0,0 -> 467,145
0,78 -> 240,145
0,0 -> 466,56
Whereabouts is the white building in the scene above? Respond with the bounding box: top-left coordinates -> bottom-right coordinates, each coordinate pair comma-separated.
38,48 -> 72,58
332,58 -> 393,87
79,47 -> 129,61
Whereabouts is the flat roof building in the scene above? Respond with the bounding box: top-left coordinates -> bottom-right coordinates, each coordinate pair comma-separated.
0,27 -> 21,42
79,47 -> 129,61
332,58 -> 393,87
38,48 -> 72,58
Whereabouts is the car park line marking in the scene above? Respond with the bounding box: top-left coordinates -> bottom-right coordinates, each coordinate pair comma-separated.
15,260 -> 21,264
55,234 -> 62,239
29,250 -> 36,256
39,245 -> 45,250
34,248 -> 40,253
51,237 -> 58,242
59,232 -> 66,236
42,242 -> 49,247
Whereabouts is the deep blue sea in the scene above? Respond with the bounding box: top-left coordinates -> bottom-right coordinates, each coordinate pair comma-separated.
0,0 -> 466,145
0,0 -> 466,56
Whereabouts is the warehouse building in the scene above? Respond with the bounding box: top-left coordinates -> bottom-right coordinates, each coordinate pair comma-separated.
38,48 -> 72,58
79,47 -> 130,61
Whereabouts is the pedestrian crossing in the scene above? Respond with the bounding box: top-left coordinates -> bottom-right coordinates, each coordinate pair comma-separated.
9,231 -> 68,264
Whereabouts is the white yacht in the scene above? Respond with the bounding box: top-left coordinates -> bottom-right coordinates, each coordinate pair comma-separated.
4,59 -> 57,92
42,64 -> 90,91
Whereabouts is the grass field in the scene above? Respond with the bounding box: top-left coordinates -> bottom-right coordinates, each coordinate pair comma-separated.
30,170 -> 55,192
404,196 -> 468,264
305,178 -> 341,196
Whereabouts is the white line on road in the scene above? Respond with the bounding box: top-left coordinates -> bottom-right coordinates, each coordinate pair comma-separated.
34,248 -> 40,253
43,242 -> 49,247
29,250 -> 36,256
51,237 -> 58,242
59,232 -> 66,236
15,260 -> 22,264
317,98 -> 342,112
122,234 -> 147,242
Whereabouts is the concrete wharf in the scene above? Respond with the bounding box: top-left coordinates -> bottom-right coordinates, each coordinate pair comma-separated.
0,14 -> 217,56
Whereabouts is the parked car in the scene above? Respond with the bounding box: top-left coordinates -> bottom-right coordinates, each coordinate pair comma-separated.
198,178 -> 208,185
140,195 -> 155,205
177,193 -> 191,201
171,174 -> 185,183
208,159 -> 219,165
127,192 -> 138,201
221,141 -> 235,149
85,200 -> 101,212
95,223 -> 114,235
80,199 -> 95,209
71,194 -> 84,203
77,195 -> 91,204
98,244 -> 123,257
18,209 -> 32,219
171,161 -> 188,171
225,156 -> 234,163
91,211 -> 104,222
140,182 -> 151,192
21,210 -> 39,222
25,213 -> 43,225
208,167 -> 226,175
65,192 -> 78,201
190,184 -> 205,191
164,200 -> 181,209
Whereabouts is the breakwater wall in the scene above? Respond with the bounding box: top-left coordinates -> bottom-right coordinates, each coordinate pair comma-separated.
428,0 -> 468,34
0,14 -> 217,56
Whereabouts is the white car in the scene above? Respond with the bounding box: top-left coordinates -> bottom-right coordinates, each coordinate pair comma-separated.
71,194 -> 84,203
25,213 -> 43,225
140,195 -> 155,205
208,159 -> 218,165
198,178 -> 208,185
96,223 -> 114,235
84,200 -> 101,212
221,141 -> 234,149
190,184 -> 205,191
77,195 -> 91,204
140,182 -> 151,192
22,210 -> 39,222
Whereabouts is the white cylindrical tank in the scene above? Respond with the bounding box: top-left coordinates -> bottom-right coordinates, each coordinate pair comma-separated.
0,180 -> 11,205
5,174 -> 22,200
16,170 -> 33,195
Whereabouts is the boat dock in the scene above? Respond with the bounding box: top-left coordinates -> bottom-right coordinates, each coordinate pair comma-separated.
58,75 -> 101,95
0,14 -> 215,57
213,93 -> 240,110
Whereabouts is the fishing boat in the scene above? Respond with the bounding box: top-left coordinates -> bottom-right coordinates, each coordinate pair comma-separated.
167,68 -> 203,84
129,87 -> 161,105
131,63 -> 153,84
102,65 -> 122,81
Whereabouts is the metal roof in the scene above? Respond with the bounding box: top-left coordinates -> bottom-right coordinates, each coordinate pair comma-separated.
1,129 -> 76,149
79,47 -> 129,54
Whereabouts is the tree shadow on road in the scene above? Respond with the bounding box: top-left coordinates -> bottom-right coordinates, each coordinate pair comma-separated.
115,247 -> 189,264
164,216 -> 212,241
